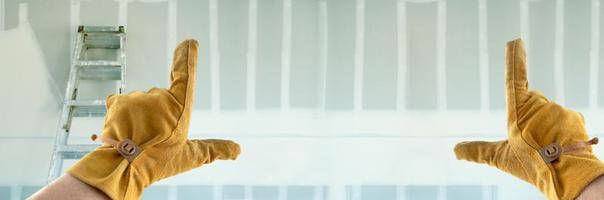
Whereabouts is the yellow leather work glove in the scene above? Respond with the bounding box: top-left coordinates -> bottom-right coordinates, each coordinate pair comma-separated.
68,39 -> 241,200
454,39 -> 604,200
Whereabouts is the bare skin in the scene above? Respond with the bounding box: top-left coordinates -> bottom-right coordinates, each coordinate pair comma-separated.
577,175 -> 604,200
28,174 -> 109,200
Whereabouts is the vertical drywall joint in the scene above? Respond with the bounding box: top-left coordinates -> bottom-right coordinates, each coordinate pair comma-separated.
481,185 -> 496,200
70,0 -> 80,62
244,185 -> 253,200
167,0 -> 177,86
167,185 -> 177,200
436,0 -> 447,111
327,185 -> 345,200
278,186 -> 287,200
349,185 -> 361,200
520,0 -> 530,78
281,0 -> 292,112
590,0 -> 600,109
353,0 -> 365,113
396,185 -> 406,200
118,0 -> 128,27
318,0 -> 328,111
247,0 -> 258,113
212,185 -> 222,200
396,0 -> 407,112
18,3 -> 27,25
209,0 -> 221,112
478,0 -> 490,112
554,0 -> 565,105
436,185 -> 446,200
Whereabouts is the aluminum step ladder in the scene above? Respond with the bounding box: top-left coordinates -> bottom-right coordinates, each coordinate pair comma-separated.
47,26 -> 126,182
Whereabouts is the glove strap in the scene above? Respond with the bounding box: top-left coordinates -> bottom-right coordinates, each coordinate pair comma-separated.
539,137 -> 599,163
91,134 -> 142,163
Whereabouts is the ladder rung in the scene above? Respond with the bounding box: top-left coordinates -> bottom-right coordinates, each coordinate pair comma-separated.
75,60 -> 121,66
78,26 -> 124,33
57,144 -> 99,159
66,99 -> 106,106
49,25 -> 126,183
76,63 -> 122,80
83,34 -> 122,49
66,100 -> 107,117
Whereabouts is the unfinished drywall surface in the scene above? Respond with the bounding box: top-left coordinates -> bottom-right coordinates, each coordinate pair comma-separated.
325,0 -> 355,111
5,0 -> 71,100
0,0 -> 602,114
176,0 -> 211,110
0,6 -> 59,137
446,0 -> 480,110
126,1 -> 168,92
406,2 -> 438,110
1,1 -> 604,199
364,0 -> 398,110
256,0 -> 283,110
80,0 -> 119,26
218,0 -> 248,110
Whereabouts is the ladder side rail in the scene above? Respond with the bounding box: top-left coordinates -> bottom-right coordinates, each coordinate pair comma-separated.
119,31 -> 126,94
47,32 -> 85,182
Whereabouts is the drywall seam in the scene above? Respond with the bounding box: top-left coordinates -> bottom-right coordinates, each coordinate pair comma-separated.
478,0 -> 490,112
318,0 -> 328,111
353,0 -> 365,113
436,0 -> 447,111
247,0 -> 258,113
396,0 -> 407,112
209,0 -> 221,112
280,0 -> 292,111
554,0 -> 565,105
590,0 -> 600,109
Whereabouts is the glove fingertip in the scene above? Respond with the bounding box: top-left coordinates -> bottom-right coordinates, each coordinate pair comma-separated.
454,142 -> 471,160
227,141 -> 241,160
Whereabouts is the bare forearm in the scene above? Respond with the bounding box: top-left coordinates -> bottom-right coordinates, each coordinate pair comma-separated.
28,174 -> 109,200
577,175 -> 604,200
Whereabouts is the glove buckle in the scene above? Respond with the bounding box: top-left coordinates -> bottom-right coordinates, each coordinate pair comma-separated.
116,139 -> 142,162
539,137 -> 600,164
91,134 -> 142,163
539,143 -> 561,163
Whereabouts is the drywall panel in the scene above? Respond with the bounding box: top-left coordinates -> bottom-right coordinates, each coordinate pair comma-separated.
25,0 -> 71,100
487,0 -> 520,110
126,2 -> 168,91
563,0 -> 591,108
446,0 -> 480,110
256,0 -> 283,110
406,2 -> 438,110
364,0 -> 397,110
325,0 -> 355,110
4,0 -> 19,30
290,0 -> 320,109
528,0 -> 556,101
361,185 -> 396,200
80,0 -> 118,26
177,0 -> 211,110
218,0 -> 248,110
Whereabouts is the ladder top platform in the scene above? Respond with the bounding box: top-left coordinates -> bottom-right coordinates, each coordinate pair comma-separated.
78,26 -> 125,33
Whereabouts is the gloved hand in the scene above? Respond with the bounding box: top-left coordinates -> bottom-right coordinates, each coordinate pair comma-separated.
68,39 -> 241,200
454,39 -> 604,200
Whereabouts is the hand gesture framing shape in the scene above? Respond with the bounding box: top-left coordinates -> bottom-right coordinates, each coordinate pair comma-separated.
454,39 -> 604,200
68,39 -> 241,200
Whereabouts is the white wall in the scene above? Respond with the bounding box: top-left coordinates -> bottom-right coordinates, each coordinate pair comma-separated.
2,0 -> 604,199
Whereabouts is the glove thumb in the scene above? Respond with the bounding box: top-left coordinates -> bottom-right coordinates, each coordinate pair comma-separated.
454,140 -> 509,167
178,139 -> 241,171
